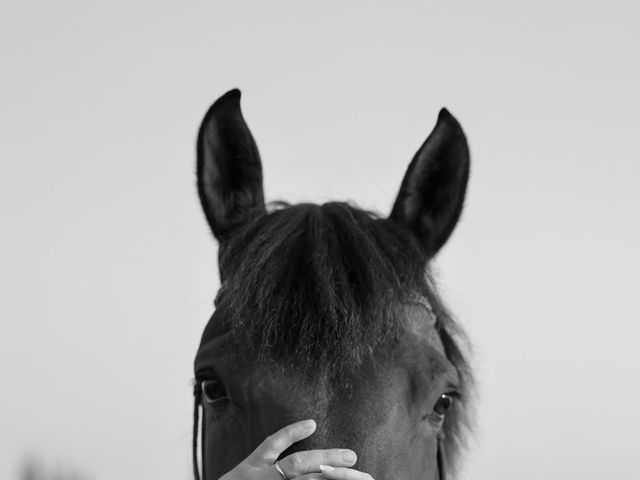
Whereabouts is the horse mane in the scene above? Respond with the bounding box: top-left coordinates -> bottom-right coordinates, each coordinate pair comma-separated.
214,201 -> 474,472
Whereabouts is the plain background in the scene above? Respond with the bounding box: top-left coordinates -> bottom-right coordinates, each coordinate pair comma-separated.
1,1 -> 639,479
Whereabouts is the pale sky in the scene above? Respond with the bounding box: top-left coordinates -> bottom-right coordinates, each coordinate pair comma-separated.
1,1 -> 639,479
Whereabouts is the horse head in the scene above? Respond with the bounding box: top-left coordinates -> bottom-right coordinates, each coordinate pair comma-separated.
193,89 -> 473,480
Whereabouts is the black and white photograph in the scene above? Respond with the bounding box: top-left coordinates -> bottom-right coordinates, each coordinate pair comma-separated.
1,2 -> 638,479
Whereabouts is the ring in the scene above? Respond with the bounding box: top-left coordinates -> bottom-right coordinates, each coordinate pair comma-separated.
274,460 -> 289,480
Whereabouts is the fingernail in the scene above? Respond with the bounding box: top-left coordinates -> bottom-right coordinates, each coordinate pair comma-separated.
340,450 -> 357,463
300,419 -> 316,429
320,465 -> 334,472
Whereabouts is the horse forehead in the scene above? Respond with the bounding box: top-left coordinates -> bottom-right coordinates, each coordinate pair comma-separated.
250,365 -> 329,392
243,365 -> 334,426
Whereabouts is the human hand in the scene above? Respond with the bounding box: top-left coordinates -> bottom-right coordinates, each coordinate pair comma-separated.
219,420 -> 375,480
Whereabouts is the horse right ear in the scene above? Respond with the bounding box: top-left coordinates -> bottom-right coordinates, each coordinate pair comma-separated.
197,89 -> 265,241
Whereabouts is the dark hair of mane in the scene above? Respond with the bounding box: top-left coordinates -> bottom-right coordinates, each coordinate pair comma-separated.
213,201 -> 474,472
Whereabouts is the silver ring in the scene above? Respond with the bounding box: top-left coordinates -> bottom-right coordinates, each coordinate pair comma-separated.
274,460 -> 289,480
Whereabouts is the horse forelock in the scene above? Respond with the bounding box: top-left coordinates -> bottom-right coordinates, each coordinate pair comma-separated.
214,202 -> 423,369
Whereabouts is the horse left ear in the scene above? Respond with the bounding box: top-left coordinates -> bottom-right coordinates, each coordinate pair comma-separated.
390,108 -> 470,258
197,89 -> 265,241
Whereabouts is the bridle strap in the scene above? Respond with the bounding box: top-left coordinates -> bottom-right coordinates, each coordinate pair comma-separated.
202,397 -> 207,480
193,384 -> 202,480
437,437 -> 446,480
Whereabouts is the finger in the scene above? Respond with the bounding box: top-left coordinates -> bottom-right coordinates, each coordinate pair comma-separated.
293,475 -> 326,480
280,449 -> 357,477
319,466 -> 375,480
248,420 -> 317,464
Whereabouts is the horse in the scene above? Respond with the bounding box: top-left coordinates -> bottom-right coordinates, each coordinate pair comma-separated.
191,89 -> 473,480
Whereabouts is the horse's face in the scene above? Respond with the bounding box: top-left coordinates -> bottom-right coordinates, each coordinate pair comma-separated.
197,305 -> 459,480
193,90 -> 471,480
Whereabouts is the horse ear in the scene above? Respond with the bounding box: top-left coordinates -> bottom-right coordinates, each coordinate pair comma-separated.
197,89 -> 265,240
390,108 -> 470,258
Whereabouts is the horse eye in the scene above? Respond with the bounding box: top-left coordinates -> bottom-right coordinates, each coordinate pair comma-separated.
201,379 -> 227,403
432,393 -> 455,418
